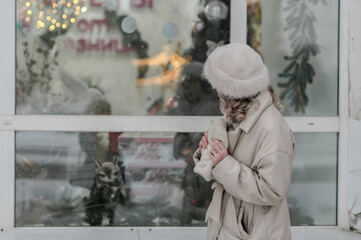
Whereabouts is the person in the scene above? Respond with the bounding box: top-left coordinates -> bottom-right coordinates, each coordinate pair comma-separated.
193,42 -> 296,240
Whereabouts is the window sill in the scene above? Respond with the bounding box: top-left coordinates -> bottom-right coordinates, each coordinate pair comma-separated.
0,227 -> 360,240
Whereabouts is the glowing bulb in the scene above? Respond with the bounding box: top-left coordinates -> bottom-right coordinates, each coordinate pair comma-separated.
46,16 -> 51,21
56,22 -> 60,27
81,7 -> 87,13
70,18 -> 75,23
73,0 -> 78,4
49,25 -> 55,31
25,17 -> 31,22
51,19 -> 56,24
67,2 -> 71,7
62,14 -> 67,19
76,6 -> 80,10
27,10 -> 32,15
75,11 -> 80,15
39,11 -> 44,16
26,2 -> 30,7
62,24 -> 67,29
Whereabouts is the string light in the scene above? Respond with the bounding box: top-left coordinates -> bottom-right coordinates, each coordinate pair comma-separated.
20,0 -> 87,32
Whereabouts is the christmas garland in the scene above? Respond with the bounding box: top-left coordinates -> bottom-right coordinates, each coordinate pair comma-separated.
278,0 -> 326,113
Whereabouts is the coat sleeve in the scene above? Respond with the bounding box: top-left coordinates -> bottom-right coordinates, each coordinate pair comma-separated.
211,127 -> 295,206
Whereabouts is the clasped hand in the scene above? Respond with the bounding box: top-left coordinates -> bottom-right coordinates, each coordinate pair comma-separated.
199,131 -> 229,166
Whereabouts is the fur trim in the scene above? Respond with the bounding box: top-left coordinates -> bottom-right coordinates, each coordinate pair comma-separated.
203,42 -> 270,99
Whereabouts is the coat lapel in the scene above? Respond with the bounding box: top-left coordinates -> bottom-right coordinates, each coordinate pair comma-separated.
227,90 -> 273,154
227,128 -> 242,155
237,89 -> 273,134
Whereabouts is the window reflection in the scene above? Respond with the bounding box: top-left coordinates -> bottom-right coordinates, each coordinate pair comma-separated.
16,0 -> 230,115
15,131 -> 337,226
257,0 -> 339,116
15,131 -> 212,226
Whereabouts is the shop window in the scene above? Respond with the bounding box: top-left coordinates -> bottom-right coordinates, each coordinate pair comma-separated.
16,0 -> 230,116
15,131 -> 337,226
8,0 -> 341,230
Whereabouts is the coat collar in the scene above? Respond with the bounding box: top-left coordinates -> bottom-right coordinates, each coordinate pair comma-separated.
237,89 -> 273,134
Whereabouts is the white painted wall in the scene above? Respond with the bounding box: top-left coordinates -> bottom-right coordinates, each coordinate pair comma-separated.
348,0 -> 361,234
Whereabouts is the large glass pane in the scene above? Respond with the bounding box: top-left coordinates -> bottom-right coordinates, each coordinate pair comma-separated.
289,132 -> 337,225
248,0 -> 339,116
15,131 -> 212,226
16,0 -> 230,115
15,131 -> 337,226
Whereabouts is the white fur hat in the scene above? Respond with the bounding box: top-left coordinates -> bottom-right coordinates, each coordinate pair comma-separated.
203,42 -> 270,99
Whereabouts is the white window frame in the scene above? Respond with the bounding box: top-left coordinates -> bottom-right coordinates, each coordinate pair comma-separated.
0,0 -> 349,232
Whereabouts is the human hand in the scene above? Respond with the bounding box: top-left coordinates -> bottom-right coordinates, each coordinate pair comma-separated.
199,131 -> 208,150
210,139 -> 228,166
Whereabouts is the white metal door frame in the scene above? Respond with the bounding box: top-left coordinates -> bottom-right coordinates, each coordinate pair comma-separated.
0,0 -> 349,230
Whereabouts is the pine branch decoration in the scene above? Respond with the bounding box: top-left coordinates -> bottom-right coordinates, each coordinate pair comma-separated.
278,0 -> 326,113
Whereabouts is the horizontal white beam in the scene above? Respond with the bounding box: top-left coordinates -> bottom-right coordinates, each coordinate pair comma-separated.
0,115 -> 339,133
2,226 -> 361,239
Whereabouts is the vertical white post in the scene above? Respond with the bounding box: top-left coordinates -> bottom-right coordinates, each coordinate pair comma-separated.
338,0 -> 349,229
230,0 -> 247,43
0,0 -> 15,229
0,131 -> 15,230
0,0 -> 15,115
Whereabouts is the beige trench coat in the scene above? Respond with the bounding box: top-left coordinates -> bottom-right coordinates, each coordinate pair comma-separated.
193,89 -> 295,240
